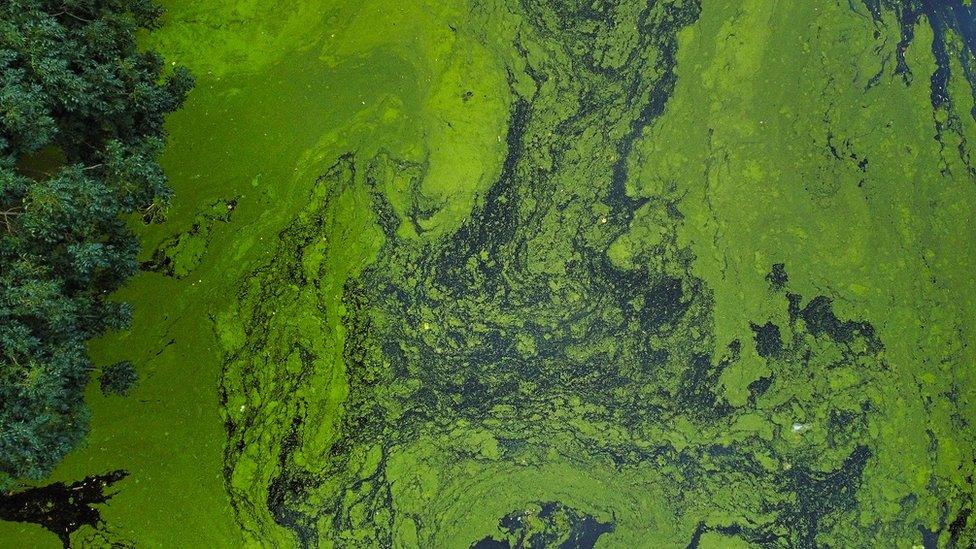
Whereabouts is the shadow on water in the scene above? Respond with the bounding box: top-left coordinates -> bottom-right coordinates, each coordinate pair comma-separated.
0,470 -> 128,548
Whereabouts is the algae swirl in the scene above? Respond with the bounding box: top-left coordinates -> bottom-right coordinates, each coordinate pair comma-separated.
4,0 -> 973,547
213,0 -> 976,547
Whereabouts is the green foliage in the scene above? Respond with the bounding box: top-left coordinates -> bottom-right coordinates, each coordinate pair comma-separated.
99,361 -> 137,396
0,0 -> 191,488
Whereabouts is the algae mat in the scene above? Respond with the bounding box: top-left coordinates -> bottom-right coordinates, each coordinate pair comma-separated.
2,0 -> 976,547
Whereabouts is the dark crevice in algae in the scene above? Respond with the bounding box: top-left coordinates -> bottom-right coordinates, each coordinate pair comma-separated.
0,470 -> 128,548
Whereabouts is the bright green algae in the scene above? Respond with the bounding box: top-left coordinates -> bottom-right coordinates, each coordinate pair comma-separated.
2,0 -> 976,547
214,0 -> 976,547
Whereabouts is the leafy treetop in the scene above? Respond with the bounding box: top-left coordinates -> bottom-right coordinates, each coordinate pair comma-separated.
0,0 -> 191,489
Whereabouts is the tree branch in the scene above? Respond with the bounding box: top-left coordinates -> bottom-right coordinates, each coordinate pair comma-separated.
0,208 -> 22,234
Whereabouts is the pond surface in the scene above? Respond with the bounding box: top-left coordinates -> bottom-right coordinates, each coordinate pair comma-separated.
2,0 -> 976,547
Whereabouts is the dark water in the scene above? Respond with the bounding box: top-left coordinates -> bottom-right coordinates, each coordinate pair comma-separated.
921,0 -> 976,110
927,0 -> 976,51
471,502 -> 615,549
0,470 -> 128,548
862,0 -> 976,110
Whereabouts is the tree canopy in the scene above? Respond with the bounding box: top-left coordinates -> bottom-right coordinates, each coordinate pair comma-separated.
0,0 -> 191,488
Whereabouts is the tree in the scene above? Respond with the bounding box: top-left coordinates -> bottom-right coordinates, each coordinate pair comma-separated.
99,361 -> 137,396
0,0 -> 192,489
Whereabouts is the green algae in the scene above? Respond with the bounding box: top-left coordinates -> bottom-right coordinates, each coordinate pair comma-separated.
211,0 -> 976,547
141,197 -> 239,279
2,0 -> 976,547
